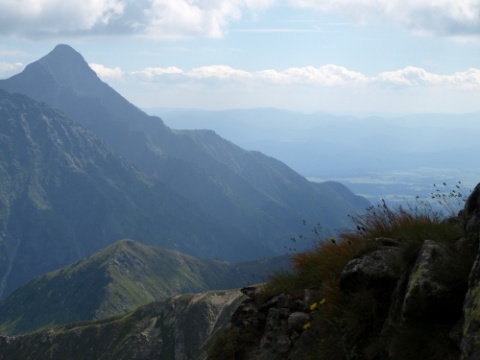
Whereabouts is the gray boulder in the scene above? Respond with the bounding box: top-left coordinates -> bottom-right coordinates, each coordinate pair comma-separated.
340,248 -> 400,294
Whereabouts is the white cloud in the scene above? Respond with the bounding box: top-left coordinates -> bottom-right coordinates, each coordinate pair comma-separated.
291,0 -> 480,39
257,65 -> 368,85
0,0 -> 274,39
449,68 -> 480,89
89,63 -> 124,81
189,65 -> 253,80
107,62 -> 480,89
141,0 -> 275,39
374,66 -> 480,89
374,66 -> 444,87
0,0 -> 125,36
132,66 -> 184,79
0,62 -> 24,79
1,0 -> 477,39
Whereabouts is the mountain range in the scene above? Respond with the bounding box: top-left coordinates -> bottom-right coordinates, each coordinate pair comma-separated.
0,44 -> 368,299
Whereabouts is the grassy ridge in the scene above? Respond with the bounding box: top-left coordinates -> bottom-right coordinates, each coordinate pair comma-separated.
0,239 -> 290,335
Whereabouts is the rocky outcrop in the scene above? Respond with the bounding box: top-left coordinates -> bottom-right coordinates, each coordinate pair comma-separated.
209,289 -> 314,360
461,183 -> 480,360
339,246 -> 400,294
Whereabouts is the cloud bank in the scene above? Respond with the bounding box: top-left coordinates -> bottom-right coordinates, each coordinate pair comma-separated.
0,0 -> 478,39
0,0 -> 273,39
0,62 -> 24,79
92,63 -> 480,90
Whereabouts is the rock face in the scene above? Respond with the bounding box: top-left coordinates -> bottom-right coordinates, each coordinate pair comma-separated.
208,288 -> 315,360
340,247 -> 400,294
0,289 -> 245,360
402,240 -> 456,320
461,183 -> 480,360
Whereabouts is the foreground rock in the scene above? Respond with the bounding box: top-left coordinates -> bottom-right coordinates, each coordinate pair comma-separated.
206,183 -> 480,360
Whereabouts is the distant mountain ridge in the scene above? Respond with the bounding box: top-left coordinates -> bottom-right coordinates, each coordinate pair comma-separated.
0,44 -> 369,298
156,107 -> 480,178
0,44 -> 368,240
0,239 -> 289,335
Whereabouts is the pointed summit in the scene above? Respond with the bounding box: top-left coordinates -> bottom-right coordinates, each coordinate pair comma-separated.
12,43 -> 105,98
0,44 -> 105,100
35,44 -> 99,91
49,43 -> 81,56
42,44 -> 86,64
0,44 -> 161,132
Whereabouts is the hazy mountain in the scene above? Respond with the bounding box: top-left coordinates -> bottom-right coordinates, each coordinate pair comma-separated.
0,288 -> 244,360
155,108 -> 480,177
0,44 -> 369,256
0,239 -> 289,335
0,90 -> 271,298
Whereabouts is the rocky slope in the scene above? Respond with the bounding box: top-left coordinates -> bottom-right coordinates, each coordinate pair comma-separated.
0,289 -> 245,360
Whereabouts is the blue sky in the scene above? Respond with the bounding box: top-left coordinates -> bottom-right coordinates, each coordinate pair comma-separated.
0,0 -> 479,115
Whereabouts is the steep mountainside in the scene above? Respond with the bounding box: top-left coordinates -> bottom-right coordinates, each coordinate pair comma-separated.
0,289 -> 245,360
0,44 -> 369,255
0,240 -> 289,335
0,90 -> 268,298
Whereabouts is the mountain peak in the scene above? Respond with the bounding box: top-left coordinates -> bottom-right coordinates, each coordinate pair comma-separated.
50,43 -> 80,56
32,44 -> 99,91
43,44 -> 86,68
0,44 -> 102,98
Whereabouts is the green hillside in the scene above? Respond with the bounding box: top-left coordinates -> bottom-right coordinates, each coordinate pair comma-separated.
0,239 -> 289,335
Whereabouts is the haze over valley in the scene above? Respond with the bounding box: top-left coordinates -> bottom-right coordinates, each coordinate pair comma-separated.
155,108 -> 480,207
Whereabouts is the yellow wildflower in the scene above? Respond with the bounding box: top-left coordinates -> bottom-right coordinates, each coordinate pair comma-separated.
309,302 -> 318,311
303,322 -> 311,331
320,298 -> 326,305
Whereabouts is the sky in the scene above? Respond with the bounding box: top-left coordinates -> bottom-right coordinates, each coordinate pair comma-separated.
0,0 -> 479,115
